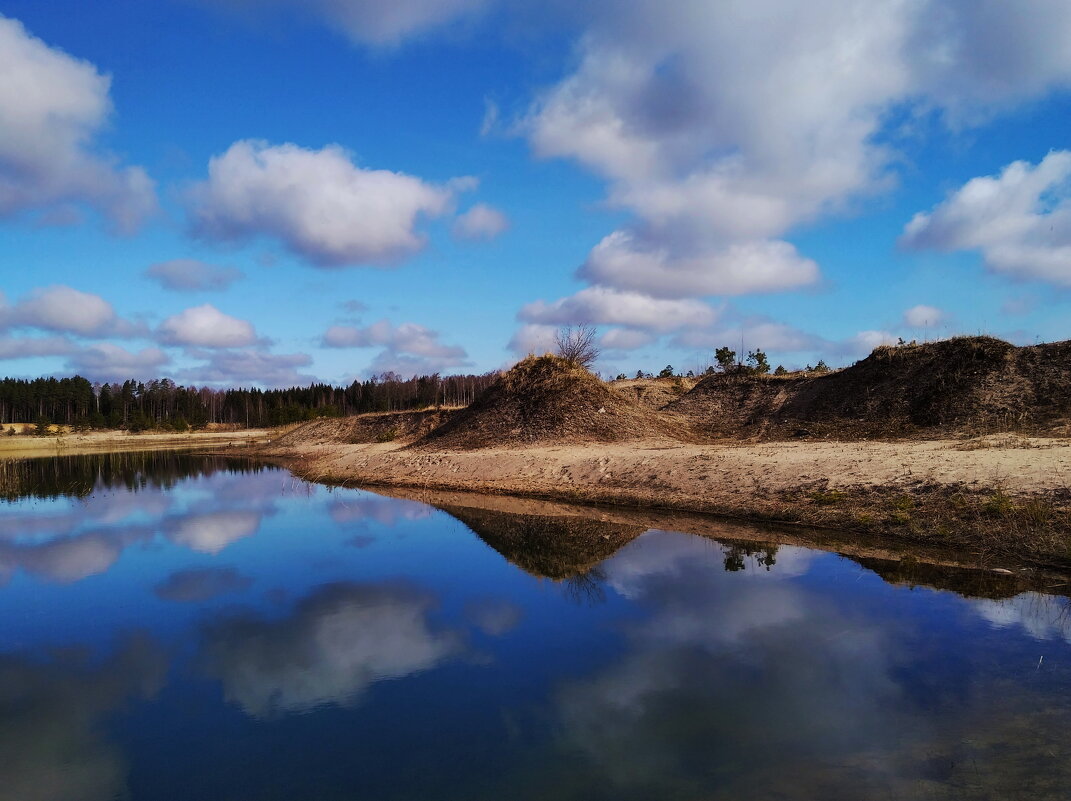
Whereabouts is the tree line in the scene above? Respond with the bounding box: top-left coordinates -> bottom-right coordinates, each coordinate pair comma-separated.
0,372 -> 499,431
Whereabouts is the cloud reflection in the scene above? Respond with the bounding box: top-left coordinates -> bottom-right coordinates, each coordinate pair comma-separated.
154,566 -> 253,603
0,635 -> 166,801
202,582 -> 462,718
166,511 -> 262,555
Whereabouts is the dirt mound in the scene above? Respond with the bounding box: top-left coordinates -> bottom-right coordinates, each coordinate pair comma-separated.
415,355 -> 689,450
610,376 -> 698,409
270,409 -> 458,447
672,337 -> 1071,440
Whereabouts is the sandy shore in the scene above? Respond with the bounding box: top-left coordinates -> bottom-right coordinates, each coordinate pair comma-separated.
258,433 -> 1071,568
0,428 -> 273,458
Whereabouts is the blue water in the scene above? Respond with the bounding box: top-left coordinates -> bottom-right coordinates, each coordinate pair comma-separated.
0,452 -> 1069,800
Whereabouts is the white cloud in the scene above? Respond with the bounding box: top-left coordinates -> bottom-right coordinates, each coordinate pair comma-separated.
520,286 -> 718,332
601,328 -> 656,351
145,259 -> 243,292
210,0 -> 493,47
187,140 -> 460,266
157,304 -> 258,348
507,323 -> 558,356
0,335 -> 76,360
900,151 -> 1071,285
578,232 -> 820,298
65,344 -> 171,382
672,319 -> 825,353
452,203 -> 509,240
846,329 -> 899,355
322,319 -> 468,375
176,350 -> 316,388
903,304 -> 944,328
522,1 -> 1071,300
0,286 -> 120,337
0,15 -> 156,232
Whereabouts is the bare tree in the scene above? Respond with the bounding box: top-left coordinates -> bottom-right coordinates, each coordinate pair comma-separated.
554,324 -> 600,369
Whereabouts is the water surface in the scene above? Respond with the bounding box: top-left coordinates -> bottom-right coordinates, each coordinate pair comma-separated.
0,452 -> 1069,800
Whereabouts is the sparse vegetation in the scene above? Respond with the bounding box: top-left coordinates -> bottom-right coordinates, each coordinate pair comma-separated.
554,324 -> 600,369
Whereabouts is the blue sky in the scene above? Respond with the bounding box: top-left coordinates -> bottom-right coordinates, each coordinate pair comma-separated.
1,0 -> 1070,387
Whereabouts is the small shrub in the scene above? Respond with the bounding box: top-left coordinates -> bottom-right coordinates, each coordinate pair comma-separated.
376,428 -> 398,443
982,489 -> 1015,518
809,488 -> 845,506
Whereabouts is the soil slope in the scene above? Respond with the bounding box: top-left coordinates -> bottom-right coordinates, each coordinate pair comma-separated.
672,337 -> 1071,439
270,409 -> 457,447
415,355 -> 689,450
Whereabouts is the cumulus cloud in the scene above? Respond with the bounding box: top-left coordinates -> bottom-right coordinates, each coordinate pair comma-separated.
201,581 -> 463,717
157,304 -> 258,348
453,203 -> 509,240
0,335 -> 76,360
64,344 -> 171,382
209,0 -> 494,47
145,259 -> 244,292
322,319 -> 469,375
0,15 -> 156,231
671,318 -> 825,354
600,328 -> 656,352
900,151 -> 1071,285
175,349 -> 317,388
903,304 -> 944,328
520,286 -> 718,332
187,140 -> 461,266
579,233 -> 820,299
842,329 -> 899,357
522,1 -> 1071,301
0,286 -> 142,338
507,323 -> 558,356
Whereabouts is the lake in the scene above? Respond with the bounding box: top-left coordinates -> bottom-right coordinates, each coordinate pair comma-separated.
0,452 -> 1069,800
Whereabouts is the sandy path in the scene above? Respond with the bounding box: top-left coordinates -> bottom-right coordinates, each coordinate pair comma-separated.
266,435 -> 1071,503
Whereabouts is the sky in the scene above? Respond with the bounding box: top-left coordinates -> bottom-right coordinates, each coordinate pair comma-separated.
1,0 -> 1070,387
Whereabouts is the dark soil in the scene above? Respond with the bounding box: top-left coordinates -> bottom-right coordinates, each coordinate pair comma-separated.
671,337 -> 1071,440
414,355 -> 692,450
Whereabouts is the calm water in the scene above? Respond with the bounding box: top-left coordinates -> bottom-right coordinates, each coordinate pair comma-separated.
0,453 -> 1069,800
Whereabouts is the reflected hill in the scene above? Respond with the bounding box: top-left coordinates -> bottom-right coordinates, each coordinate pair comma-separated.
371,487 -> 1071,601
436,503 -> 646,581
849,555 -> 1037,600
0,451 -> 269,502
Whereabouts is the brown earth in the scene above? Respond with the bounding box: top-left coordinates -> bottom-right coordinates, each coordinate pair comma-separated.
270,409 -> 459,447
375,487 -> 1071,597
245,337 -> 1071,568
257,435 -> 1071,569
609,375 -> 698,409
671,336 -> 1071,440
414,354 -> 693,450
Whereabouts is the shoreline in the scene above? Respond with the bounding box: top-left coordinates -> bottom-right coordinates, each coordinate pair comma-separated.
252,433 -> 1071,571
0,428 -> 274,458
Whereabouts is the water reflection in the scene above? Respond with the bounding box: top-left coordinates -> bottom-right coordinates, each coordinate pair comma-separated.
154,566 -> 252,603
0,451 -> 267,501
0,635 -> 166,801
438,503 -> 645,580
201,581 -> 464,718
0,455 -> 1068,799
165,510 -> 263,554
